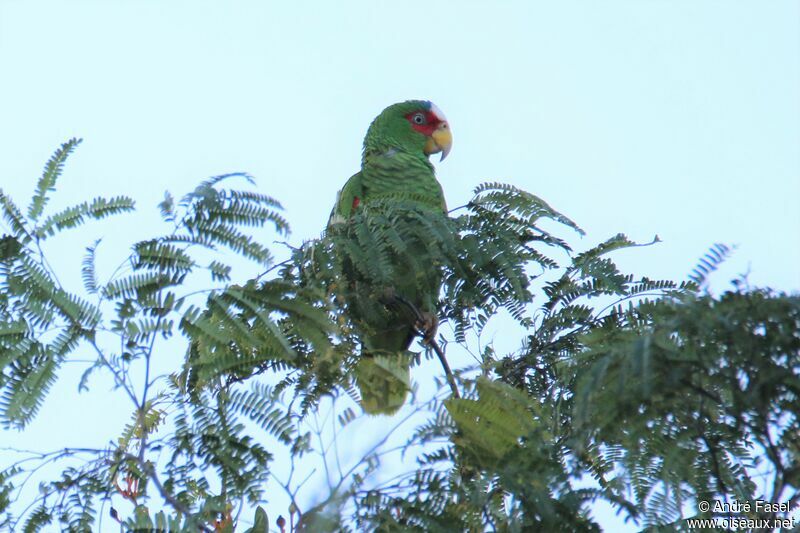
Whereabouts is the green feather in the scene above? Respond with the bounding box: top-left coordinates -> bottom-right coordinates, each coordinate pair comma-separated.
329,100 -> 449,415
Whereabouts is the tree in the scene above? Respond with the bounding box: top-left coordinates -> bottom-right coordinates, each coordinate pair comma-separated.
1,140 -> 798,531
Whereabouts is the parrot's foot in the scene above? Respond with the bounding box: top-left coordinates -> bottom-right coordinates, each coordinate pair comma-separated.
417,312 -> 439,344
377,287 -> 438,344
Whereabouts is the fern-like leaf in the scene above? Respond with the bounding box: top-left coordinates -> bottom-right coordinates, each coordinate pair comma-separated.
81,239 -> 101,294
28,138 -> 82,221
688,243 -> 733,286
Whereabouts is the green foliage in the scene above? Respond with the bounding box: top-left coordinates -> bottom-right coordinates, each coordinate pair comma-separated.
567,287 -> 799,526
27,138 -> 83,222
242,506 -> 269,533
688,242 -> 732,286
1,140 -> 798,532
0,142 -> 323,530
446,378 -> 540,468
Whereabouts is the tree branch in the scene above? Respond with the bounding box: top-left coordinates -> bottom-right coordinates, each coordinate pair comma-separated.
392,294 -> 460,400
123,453 -> 213,533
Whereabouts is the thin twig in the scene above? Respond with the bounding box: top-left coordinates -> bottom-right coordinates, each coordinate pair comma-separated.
312,412 -> 334,490
87,338 -> 140,408
123,453 -> 213,533
329,398 -> 345,481
392,294 -> 460,400
424,334 -> 460,400
254,258 -> 292,282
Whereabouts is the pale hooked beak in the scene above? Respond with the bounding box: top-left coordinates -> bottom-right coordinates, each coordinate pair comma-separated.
424,118 -> 453,161
424,103 -> 452,161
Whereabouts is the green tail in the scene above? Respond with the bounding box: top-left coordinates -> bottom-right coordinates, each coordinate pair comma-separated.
355,353 -> 412,415
355,325 -> 415,415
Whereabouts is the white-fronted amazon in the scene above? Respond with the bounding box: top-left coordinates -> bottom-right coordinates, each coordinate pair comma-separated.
328,100 -> 452,415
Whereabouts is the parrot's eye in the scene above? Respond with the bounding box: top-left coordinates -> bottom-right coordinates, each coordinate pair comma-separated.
412,113 -> 426,125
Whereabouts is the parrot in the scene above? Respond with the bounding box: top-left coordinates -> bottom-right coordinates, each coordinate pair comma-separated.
327,100 -> 453,415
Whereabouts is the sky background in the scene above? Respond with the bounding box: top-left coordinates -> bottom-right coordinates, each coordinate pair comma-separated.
1,1 -> 799,531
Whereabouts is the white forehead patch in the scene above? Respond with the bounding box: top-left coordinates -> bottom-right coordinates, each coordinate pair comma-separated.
429,102 -> 447,123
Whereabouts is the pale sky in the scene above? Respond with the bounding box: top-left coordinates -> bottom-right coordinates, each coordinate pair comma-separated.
1,1 -> 798,530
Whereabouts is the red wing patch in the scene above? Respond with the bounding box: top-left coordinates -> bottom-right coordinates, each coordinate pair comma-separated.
352,196 -> 360,210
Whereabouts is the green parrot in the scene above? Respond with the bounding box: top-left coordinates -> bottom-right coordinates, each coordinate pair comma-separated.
328,100 -> 453,415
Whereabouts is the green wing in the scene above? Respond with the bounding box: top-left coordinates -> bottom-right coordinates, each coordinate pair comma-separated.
329,155 -> 445,415
328,171 -> 364,227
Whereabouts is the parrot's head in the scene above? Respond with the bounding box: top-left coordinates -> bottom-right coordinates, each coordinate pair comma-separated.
363,100 -> 452,162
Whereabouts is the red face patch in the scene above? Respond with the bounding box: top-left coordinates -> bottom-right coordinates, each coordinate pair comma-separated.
405,109 -> 442,136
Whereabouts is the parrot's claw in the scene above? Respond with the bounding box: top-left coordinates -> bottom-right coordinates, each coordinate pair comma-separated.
377,287 -> 438,343
417,312 -> 439,344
